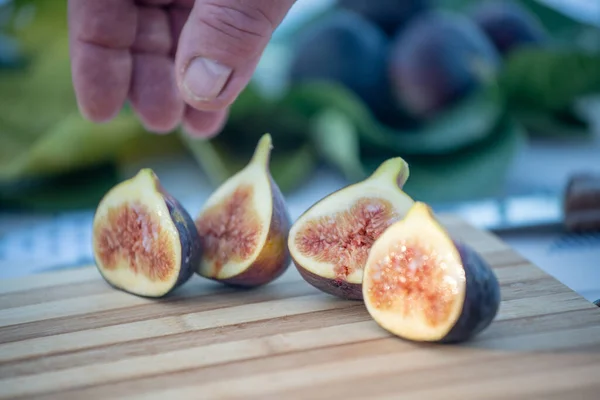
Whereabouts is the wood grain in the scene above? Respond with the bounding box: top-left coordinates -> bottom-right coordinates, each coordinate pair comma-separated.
0,214 -> 599,399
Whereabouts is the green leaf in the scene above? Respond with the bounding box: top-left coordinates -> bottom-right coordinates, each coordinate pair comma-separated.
516,0 -> 598,34
284,81 -> 504,155
270,144 -> 319,193
499,48 -> 600,112
183,134 -> 318,194
0,163 -> 120,211
309,109 -> 367,181
360,116 -> 527,203
212,83 -> 312,155
0,111 -> 149,182
365,84 -> 504,155
514,106 -> 592,137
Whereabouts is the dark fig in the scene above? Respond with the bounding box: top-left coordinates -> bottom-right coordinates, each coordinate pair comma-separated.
363,202 -> 501,343
337,0 -> 431,36
288,157 -> 415,300
288,10 -> 415,128
470,0 -> 548,56
194,134 -> 292,287
389,10 -> 501,118
92,169 -> 201,298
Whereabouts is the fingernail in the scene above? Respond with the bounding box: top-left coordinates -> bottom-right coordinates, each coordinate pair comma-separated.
183,57 -> 232,101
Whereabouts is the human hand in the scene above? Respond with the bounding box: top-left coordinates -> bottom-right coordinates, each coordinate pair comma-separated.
68,0 -> 295,138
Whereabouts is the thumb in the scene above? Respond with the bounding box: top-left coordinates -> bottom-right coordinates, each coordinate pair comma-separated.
175,0 -> 294,112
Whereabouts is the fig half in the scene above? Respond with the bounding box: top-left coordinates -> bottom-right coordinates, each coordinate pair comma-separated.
362,202 -> 501,343
288,158 -> 414,300
92,168 -> 202,298
194,133 -> 292,287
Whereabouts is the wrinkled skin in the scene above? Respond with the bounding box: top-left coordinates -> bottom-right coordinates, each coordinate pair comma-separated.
68,0 -> 295,137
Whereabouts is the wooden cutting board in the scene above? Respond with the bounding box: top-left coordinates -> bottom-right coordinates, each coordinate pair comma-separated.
1,214 -> 599,399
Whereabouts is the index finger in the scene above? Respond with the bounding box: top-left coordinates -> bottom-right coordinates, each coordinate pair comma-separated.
68,0 -> 137,122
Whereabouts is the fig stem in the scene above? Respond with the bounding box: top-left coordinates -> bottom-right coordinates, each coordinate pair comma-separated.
368,157 -> 410,188
249,133 -> 273,170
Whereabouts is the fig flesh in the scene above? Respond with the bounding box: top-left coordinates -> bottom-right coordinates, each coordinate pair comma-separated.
362,202 -> 501,343
92,169 -> 201,298
194,133 -> 292,287
288,158 -> 414,300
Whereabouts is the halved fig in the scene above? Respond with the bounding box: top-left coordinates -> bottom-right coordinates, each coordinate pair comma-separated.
92,168 -> 202,298
288,158 -> 414,300
363,202 -> 501,343
194,133 -> 292,287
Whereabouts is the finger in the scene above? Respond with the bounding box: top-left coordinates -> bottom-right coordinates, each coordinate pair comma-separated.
129,53 -> 185,133
68,0 -> 137,122
174,0 -> 295,112
136,0 -> 173,5
132,6 -> 172,55
182,107 -> 228,138
135,0 -> 194,5
168,6 -> 191,57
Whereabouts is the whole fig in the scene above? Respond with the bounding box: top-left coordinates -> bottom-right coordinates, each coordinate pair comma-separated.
470,0 -> 548,56
389,10 -> 501,118
289,10 -> 415,128
337,0 -> 431,37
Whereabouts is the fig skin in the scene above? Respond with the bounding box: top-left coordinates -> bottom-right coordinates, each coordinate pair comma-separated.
288,157 -> 414,301
389,10 -> 501,119
439,241 -> 501,343
162,193 -> 203,291
470,0 -> 548,56
295,262 -> 363,300
92,169 -> 202,298
337,0 -> 431,37
288,10 -> 417,129
194,133 -> 292,288
362,202 -> 501,343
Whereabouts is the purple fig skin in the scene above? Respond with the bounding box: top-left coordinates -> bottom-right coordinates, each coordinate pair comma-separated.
439,241 -> 501,343
337,0 -> 432,37
295,264 -> 363,301
389,10 -> 501,118
162,194 -> 203,292
289,10 -> 417,129
470,0 -> 548,56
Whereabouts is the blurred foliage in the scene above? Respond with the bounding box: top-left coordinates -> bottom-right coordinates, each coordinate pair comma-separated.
0,0 -> 599,211
499,48 -> 600,112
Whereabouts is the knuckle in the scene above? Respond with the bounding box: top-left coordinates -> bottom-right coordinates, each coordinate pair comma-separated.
198,1 -> 273,59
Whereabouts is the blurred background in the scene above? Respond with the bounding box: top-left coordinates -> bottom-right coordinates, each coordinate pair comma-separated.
0,0 -> 599,299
